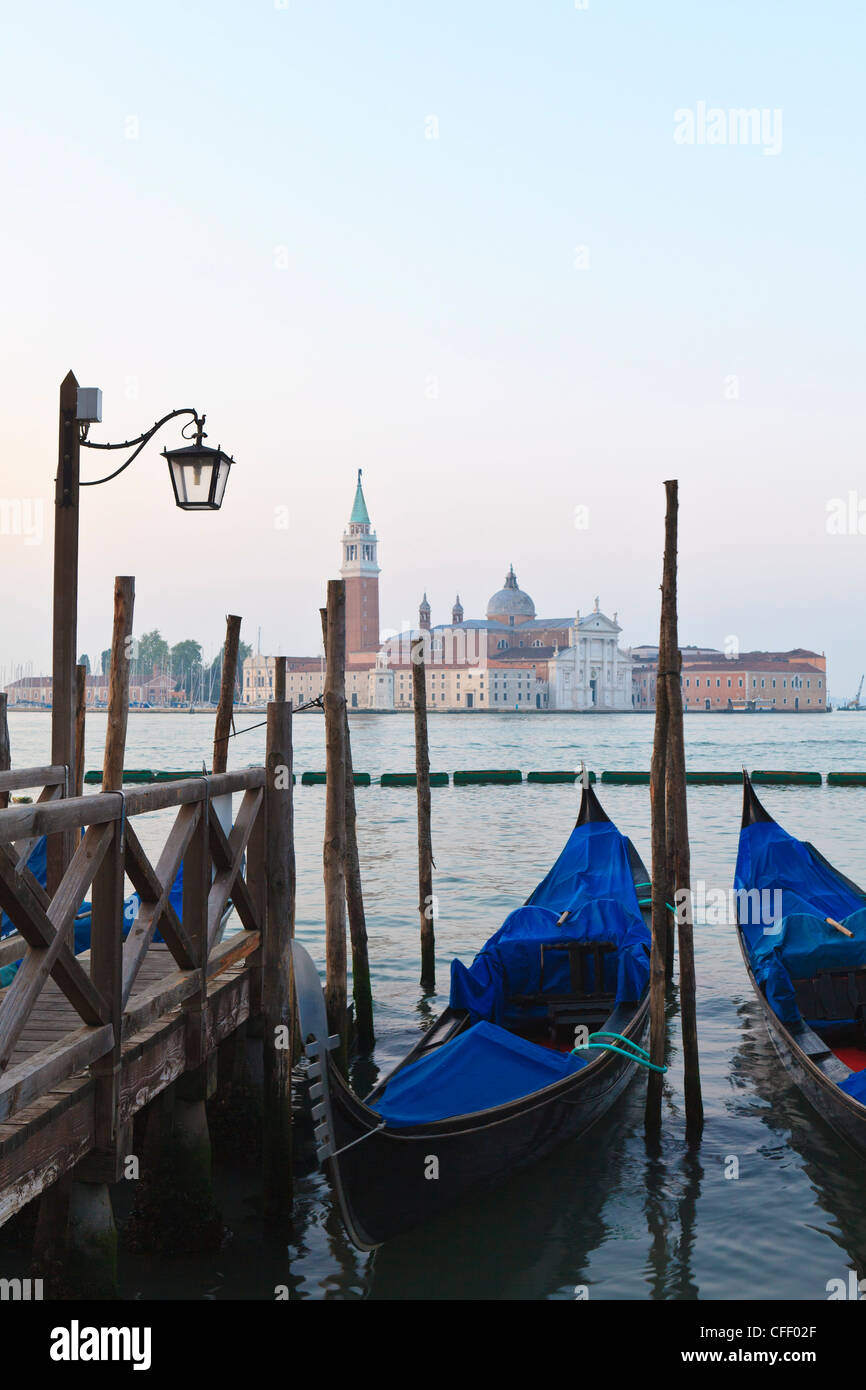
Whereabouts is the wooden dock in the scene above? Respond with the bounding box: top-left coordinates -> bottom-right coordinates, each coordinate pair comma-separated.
0,744 -> 292,1242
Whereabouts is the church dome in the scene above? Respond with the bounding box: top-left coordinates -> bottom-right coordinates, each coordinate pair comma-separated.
486,566 -> 535,621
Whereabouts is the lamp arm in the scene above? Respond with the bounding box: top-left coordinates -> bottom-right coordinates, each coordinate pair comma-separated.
79,407 -> 204,487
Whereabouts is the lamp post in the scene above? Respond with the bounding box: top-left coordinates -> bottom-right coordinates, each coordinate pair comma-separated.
48,370 -> 236,890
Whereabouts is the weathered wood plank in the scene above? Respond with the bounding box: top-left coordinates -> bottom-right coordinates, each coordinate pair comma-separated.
0,769 -> 265,843
123,822 -> 196,971
206,930 -> 260,980
208,806 -> 261,935
119,1017 -> 186,1123
206,787 -> 263,949
0,1089 -> 94,1228
121,805 -> 200,1004
181,796 -> 208,1071
0,1025 -> 113,1123
0,828 -> 113,1061
121,969 -> 200,1041
0,765 -> 66,795
12,782 -> 65,874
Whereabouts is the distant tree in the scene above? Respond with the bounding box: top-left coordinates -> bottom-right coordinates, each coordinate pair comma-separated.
171,639 -> 203,669
171,640 -> 203,698
100,649 -> 111,678
77,653 -> 91,674
135,630 -> 170,676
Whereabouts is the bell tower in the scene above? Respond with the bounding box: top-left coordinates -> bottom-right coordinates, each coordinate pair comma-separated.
341,470 -> 380,656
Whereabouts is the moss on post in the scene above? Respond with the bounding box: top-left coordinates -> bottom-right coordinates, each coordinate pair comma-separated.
65,1181 -> 118,1300
123,1077 -> 222,1257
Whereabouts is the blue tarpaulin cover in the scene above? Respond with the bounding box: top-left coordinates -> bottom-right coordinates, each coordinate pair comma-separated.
839,1069 -> 866,1105
369,814 -> 649,1128
449,821 -> 650,1024
735,819 -> 866,1027
370,1020 -> 588,1128
1,836 -> 176,986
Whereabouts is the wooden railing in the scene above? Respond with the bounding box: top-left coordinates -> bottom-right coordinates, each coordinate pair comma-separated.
0,767 -> 268,1170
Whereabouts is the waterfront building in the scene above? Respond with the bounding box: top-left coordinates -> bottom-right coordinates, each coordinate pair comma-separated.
632,647 -> 828,712
3,671 -> 186,708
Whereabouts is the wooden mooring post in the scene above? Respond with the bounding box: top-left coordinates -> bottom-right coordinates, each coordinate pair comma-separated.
644,596 -> 670,1141
343,706 -> 375,1052
213,614 -> 242,776
274,656 -> 287,705
319,603 -> 374,1053
262,697 -> 295,1219
412,637 -> 435,992
322,581 -> 348,1068
664,481 -> 703,1142
644,480 -> 703,1143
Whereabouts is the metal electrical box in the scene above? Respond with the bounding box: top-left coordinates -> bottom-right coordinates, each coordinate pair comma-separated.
76,387 -> 103,423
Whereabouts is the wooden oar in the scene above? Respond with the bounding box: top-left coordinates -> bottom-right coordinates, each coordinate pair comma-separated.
826,916 -> 854,938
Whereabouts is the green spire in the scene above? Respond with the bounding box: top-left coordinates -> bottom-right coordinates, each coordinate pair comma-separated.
350,468 -> 370,524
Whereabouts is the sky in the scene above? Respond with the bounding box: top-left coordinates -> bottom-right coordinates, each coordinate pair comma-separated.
1,1 -> 864,695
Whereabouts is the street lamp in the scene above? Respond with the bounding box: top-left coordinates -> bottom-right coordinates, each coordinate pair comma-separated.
48,370 -> 237,889
162,418 -> 234,511
78,398 -> 235,513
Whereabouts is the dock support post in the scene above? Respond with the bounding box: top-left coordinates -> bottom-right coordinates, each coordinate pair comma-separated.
126,1070 -> 221,1256
66,1180 -> 117,1300
81,577 -> 133,1186
74,662 -> 87,797
0,692 -> 9,810
663,480 -> 703,1142
412,637 -> 435,992
322,582 -> 348,1068
262,697 -> 295,1220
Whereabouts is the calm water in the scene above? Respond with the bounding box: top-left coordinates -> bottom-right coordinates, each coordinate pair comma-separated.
8,710 -> 866,1300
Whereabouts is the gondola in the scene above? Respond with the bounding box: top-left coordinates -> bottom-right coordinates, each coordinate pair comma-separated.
735,772 -> 866,1157
292,779 -> 656,1250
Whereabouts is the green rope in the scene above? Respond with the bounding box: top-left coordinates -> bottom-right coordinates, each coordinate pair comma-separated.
571,1030 -> 667,1073
636,896 -> 677,914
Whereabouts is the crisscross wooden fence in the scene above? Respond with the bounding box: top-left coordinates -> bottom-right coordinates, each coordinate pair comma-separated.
0,724 -> 290,1225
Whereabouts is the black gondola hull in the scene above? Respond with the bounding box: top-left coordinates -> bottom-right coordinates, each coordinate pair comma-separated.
736,772 -> 866,1159
735,929 -> 866,1158
326,997 -> 649,1249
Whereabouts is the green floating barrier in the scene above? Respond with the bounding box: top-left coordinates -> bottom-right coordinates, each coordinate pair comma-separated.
527,771 -> 596,784
380,772 -> 449,787
827,772 -> 866,786
685,771 -> 743,785
301,771 -> 371,786
453,769 -> 523,786
601,771 -> 650,784
83,769 -> 207,785
751,770 -> 822,786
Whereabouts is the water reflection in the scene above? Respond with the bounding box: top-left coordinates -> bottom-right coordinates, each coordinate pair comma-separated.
732,999 -> 866,1281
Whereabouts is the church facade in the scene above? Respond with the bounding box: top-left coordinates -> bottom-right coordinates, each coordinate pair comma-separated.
242,474 -> 636,711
